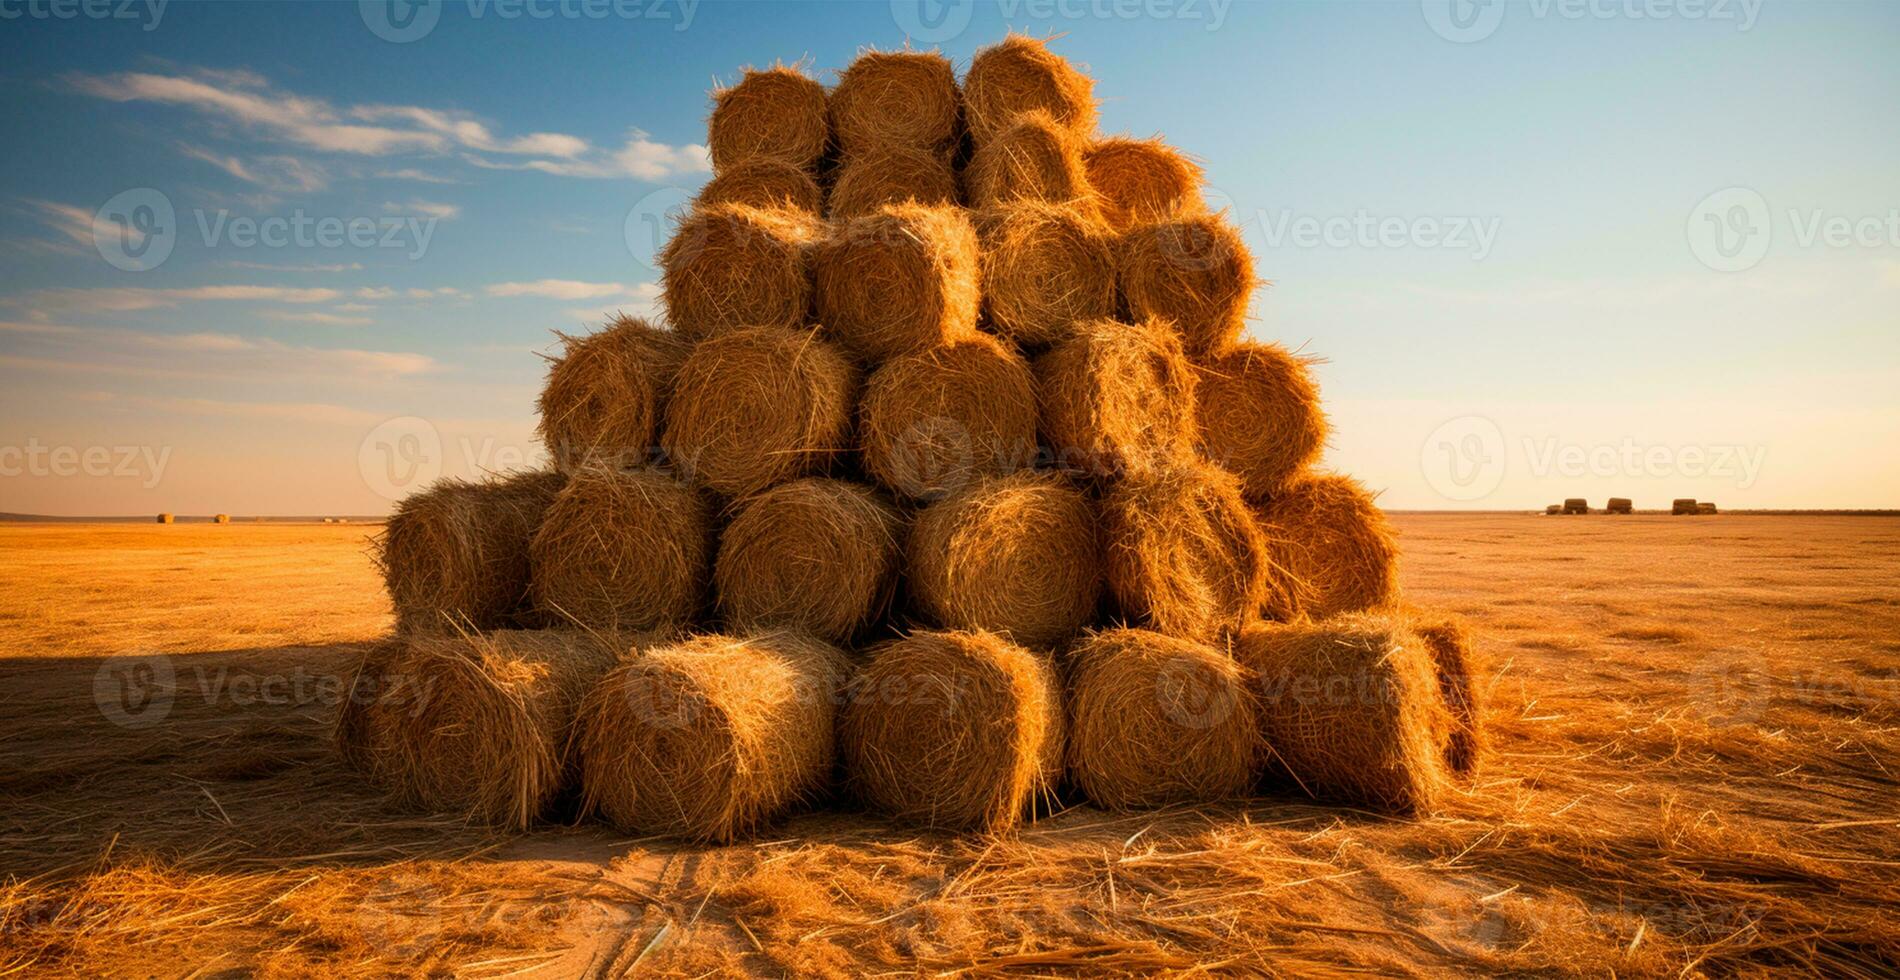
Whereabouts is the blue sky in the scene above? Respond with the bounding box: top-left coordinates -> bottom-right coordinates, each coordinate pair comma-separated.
1,0 -> 1896,514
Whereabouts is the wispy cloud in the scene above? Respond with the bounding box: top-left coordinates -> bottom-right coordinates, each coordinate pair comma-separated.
264,310 -> 373,327
220,259 -> 365,273
6,285 -> 342,315
467,131 -> 710,180
385,199 -> 461,221
178,143 -> 329,194
376,168 -> 463,185
486,279 -> 645,301
0,319 -> 435,380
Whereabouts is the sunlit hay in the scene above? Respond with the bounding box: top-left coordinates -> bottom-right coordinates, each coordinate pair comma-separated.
964,110 -> 1098,214
841,629 -> 1064,832
715,478 -> 905,643
155,513 -> 173,524
1411,613 -> 1484,776
812,203 -> 979,363
213,514 -> 230,524
826,143 -> 960,221
1253,472 -> 1399,620
707,63 -> 830,172
576,631 -> 851,842
535,314 -> 691,472
1083,136 -> 1206,232
1034,316 -> 1199,481
1194,341 -> 1328,501
660,203 -> 820,342
695,158 -> 823,213
977,201 -> 1118,350
661,325 -> 860,499
1605,496 -> 1634,515
1118,212 -> 1258,358
830,47 -> 961,154
376,469 -> 567,632
1234,615 -> 1453,814
859,333 -> 1037,502
1102,459 -> 1287,643
963,33 -> 1097,147
528,463 -> 710,631
1064,628 -> 1260,810
907,472 -> 1102,649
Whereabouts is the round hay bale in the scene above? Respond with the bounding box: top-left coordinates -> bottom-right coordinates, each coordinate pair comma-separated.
830,47 -> 960,153
1411,613 -> 1483,777
715,478 -> 905,643
528,463 -> 710,631
1253,473 -> 1399,620
1234,615 -> 1453,814
695,157 -> 823,213
1065,628 -> 1259,810
907,472 -> 1102,649
841,629 -> 1063,832
333,638 -> 405,778
660,203 -> 820,342
1672,498 -> 1698,515
378,469 -> 566,632
662,326 -> 860,498
576,632 -> 850,842
1034,316 -> 1198,480
977,201 -> 1117,350
156,512 -> 173,524
814,203 -> 979,362
964,110 -> 1097,213
1083,136 -> 1206,232
536,314 -> 691,472
826,143 -> 959,221
1195,342 -> 1328,501
707,64 -> 829,172
859,333 -> 1037,502
1118,213 -> 1257,358
963,34 -> 1097,147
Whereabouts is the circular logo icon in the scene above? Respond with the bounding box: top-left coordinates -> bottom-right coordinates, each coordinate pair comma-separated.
1421,0 -> 1505,43
359,0 -> 441,42
1686,186 -> 1772,273
618,669 -> 700,731
623,186 -> 695,272
1689,645 -> 1772,728
358,416 -> 443,501
890,0 -> 975,44
1155,656 -> 1240,730
1420,415 -> 1507,503
356,872 -> 446,959
93,653 -> 175,729
93,189 -> 176,273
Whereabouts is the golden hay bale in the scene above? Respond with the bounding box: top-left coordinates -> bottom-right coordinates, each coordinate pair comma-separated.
1672,497 -> 1698,515
963,33 -> 1097,147
536,314 -> 691,471
715,478 -> 905,643
859,333 -> 1037,502
976,201 -> 1118,350
213,513 -> 230,524
661,326 -> 860,498
1698,502 -> 1718,515
694,157 -> 823,213
826,143 -> 960,221
1235,616 -> 1453,814
1034,316 -> 1199,480
1118,213 -> 1257,359
1083,136 -> 1206,232
660,203 -> 820,342
841,629 -> 1064,832
707,64 -> 829,172
377,470 -> 566,632
907,472 -> 1102,649
964,110 -> 1098,213
1412,614 -> 1484,776
334,638 -> 405,778
1605,496 -> 1634,514
156,513 -> 173,524
830,47 -> 960,153
1065,628 -> 1259,810
1195,342 -> 1328,501
528,464 -> 709,631
1253,473 -> 1400,621
814,203 -> 979,362
577,631 -> 850,842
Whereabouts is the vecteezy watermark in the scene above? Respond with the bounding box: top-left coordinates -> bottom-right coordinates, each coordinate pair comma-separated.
359,0 -> 696,42
92,189 -> 444,271
1422,0 -> 1763,43
890,0 -> 1230,43
1687,186 -> 1900,273
1420,415 -> 1767,503
1254,209 -> 1502,260
93,188 -> 176,272
0,0 -> 167,30
0,439 -> 172,489
356,417 -> 557,500
93,652 -> 176,729
623,186 -> 695,273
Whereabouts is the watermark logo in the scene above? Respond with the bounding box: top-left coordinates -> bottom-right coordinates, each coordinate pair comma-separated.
1154,656 -> 1240,730
93,653 -> 175,729
1424,0 -> 1763,42
1256,208 -> 1501,260
359,0 -> 442,42
1421,415 -> 1768,503
1686,186 -> 1772,273
355,872 -> 446,959
1421,416 -> 1508,503
0,0 -> 167,30
0,440 -> 172,489
359,417 -> 443,501
623,186 -> 694,272
92,188 -> 176,272
890,0 -> 975,42
1420,0 -> 1505,43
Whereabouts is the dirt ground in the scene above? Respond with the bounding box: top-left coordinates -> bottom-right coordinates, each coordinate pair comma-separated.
1,514 -> 1896,976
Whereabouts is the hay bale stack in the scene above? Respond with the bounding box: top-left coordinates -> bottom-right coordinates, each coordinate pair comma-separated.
528,464 -> 709,631
715,478 -> 904,643
1672,498 -> 1698,515
964,110 -> 1098,214
536,314 -> 691,471
842,630 -> 1064,832
908,472 -> 1102,648
1412,614 -> 1483,776
1195,342 -> 1328,501
707,64 -> 830,172
577,632 -> 850,842
378,470 -> 565,632
1563,498 -> 1589,515
1084,136 -> 1205,232
827,143 -> 959,221
1035,316 -> 1199,480
859,332 -> 1037,502
814,203 -> 979,361
1065,628 -> 1259,810
977,201 -> 1118,350
660,203 -> 819,342
831,47 -> 961,154
661,326 -> 860,498
1605,497 -> 1634,515
963,34 -> 1097,147
1254,473 -> 1399,620
1118,213 -> 1257,358
695,158 -> 823,213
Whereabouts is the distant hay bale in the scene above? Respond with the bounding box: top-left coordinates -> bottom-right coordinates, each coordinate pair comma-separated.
814,203 -> 979,361
707,64 -> 829,172
1034,316 -> 1199,480
963,33 -> 1097,147
841,629 -> 1064,832
1083,136 -> 1206,232
1254,473 -> 1399,620
830,47 -> 960,153
1563,498 -> 1589,515
577,632 -> 850,842
964,110 -> 1098,214
156,513 -> 173,524
859,332 -> 1037,502
1411,614 -> 1484,777
826,144 -> 959,221
1065,628 -> 1259,810
907,472 -> 1101,648
661,326 -> 860,498
1545,504 -> 1563,515
715,478 -> 905,643
377,470 -> 566,632
1672,498 -> 1699,515
213,514 -> 230,524
977,201 -> 1118,349
660,203 -> 820,342
536,314 -> 691,471
1698,502 -> 1718,515
1118,213 -> 1257,358
1195,342 -> 1328,500
695,158 -> 823,213
1605,497 -> 1634,515
528,464 -> 709,631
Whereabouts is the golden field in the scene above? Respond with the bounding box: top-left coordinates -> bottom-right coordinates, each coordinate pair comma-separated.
1,514 -> 1895,976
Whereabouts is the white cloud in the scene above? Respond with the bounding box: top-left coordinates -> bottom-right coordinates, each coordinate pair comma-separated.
19,199 -> 97,247
384,199 -> 461,220
0,320 -> 434,380
265,310 -> 373,327
486,279 -> 643,301
467,131 -> 710,181
221,259 -> 364,273
178,144 -> 329,194
375,168 -> 462,185
8,285 -> 341,315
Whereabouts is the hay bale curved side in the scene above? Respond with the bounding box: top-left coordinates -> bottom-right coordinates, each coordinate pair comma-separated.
860,333 -> 1037,502
1254,473 -> 1399,620
536,315 -> 691,472
715,478 -> 905,643
977,201 -> 1118,350
826,143 -> 960,221
695,158 -> 823,213
528,464 -> 710,631
707,65 -> 830,172
962,34 -> 1097,147
830,47 -> 961,153
1083,136 -> 1206,232
1195,342 -> 1328,501
814,203 -> 979,362
377,469 -> 566,632
964,110 -> 1098,214
660,203 -> 819,342
1118,213 -> 1256,359
1411,613 -> 1484,777
1034,316 -> 1199,481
